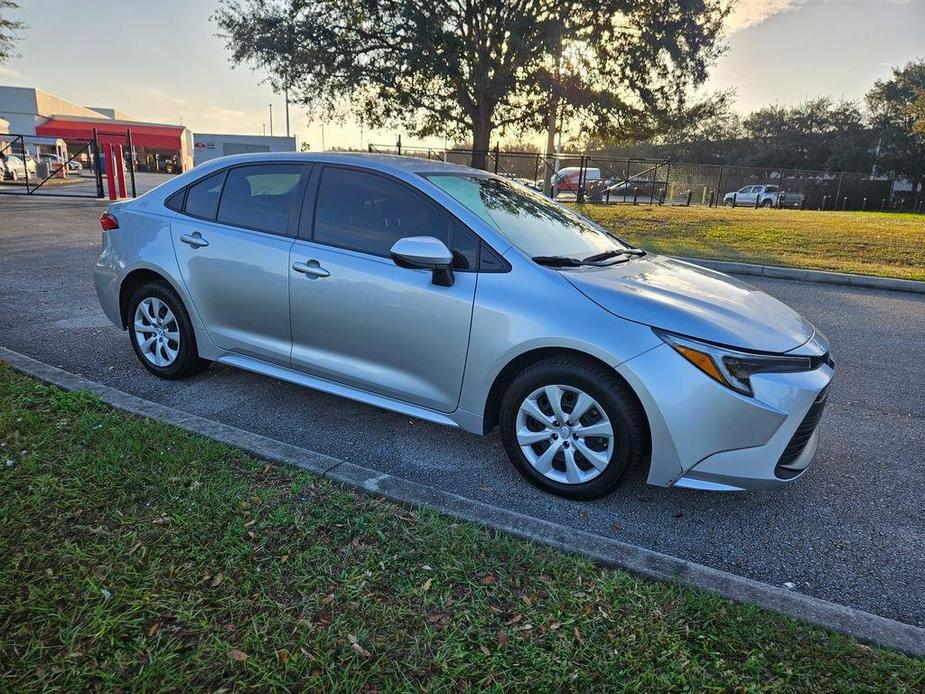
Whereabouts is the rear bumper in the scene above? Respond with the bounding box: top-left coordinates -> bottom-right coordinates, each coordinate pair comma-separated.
617,343 -> 834,491
93,234 -> 122,328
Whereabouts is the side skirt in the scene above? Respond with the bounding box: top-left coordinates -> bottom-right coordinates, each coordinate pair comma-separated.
216,353 -> 462,430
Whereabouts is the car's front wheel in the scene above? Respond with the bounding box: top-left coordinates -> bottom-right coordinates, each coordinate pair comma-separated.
127,281 -> 209,379
499,356 -> 647,500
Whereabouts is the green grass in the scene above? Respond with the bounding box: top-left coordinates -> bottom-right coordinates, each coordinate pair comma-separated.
573,204 -> 925,282
1,364 -> 923,691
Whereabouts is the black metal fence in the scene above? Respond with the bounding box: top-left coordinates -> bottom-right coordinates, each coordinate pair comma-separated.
0,130 -> 140,199
0,133 -> 103,198
369,143 -> 923,213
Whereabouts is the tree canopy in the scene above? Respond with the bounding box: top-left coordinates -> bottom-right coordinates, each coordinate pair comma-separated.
0,0 -> 25,64
213,0 -> 728,167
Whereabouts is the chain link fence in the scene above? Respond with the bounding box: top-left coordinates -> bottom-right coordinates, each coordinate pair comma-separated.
369,143 -> 924,213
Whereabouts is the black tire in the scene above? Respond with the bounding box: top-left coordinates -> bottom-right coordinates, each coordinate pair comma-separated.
761,199 -> 774,208
499,356 -> 648,500
723,198 -> 733,206
127,281 -> 209,379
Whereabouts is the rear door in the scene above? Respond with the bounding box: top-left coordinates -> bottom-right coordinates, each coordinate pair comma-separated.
170,162 -> 309,365
288,165 -> 479,412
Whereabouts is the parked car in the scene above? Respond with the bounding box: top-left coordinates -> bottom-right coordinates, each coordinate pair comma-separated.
94,153 -> 834,499
723,185 -> 804,208
39,153 -> 82,172
551,166 -> 601,197
1,154 -> 36,181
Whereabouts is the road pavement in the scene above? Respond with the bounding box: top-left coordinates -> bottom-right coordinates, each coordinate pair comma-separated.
2,197 -> 923,627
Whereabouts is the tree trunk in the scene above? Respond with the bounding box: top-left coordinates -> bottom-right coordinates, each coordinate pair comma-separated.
470,111 -> 493,170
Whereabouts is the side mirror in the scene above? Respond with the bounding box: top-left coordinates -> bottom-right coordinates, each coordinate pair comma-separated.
390,236 -> 455,287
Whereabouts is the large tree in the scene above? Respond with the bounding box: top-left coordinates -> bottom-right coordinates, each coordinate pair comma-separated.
213,0 -> 727,168
0,1 -> 25,64
866,59 -> 925,199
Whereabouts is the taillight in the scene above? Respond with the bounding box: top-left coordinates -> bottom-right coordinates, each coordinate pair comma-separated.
100,212 -> 119,231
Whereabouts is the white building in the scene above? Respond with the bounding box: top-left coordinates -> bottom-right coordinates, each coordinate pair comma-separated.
192,132 -> 296,167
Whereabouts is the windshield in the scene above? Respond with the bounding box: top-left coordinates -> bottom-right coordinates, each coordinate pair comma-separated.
424,173 -> 630,259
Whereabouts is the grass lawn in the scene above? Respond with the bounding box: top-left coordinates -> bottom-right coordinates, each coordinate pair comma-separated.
1,364 -> 923,691
574,204 -> 925,282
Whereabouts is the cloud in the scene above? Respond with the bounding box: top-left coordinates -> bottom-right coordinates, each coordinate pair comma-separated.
142,87 -> 187,107
0,65 -> 23,77
201,106 -> 248,123
726,0 -> 808,32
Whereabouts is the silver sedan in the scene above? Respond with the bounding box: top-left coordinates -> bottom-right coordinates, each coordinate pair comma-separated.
93,153 -> 834,499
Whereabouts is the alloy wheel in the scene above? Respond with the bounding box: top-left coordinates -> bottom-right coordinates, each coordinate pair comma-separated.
134,297 -> 180,367
515,384 -> 614,485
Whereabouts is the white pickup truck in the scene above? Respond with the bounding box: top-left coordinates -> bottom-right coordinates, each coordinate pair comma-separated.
723,185 -> 803,208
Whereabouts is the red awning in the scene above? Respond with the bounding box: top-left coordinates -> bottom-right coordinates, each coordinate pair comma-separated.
35,118 -> 185,150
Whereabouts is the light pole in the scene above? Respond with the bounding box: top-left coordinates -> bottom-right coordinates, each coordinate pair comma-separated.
262,123 -> 266,136
284,87 -> 290,137
321,123 -> 325,152
268,104 -> 273,136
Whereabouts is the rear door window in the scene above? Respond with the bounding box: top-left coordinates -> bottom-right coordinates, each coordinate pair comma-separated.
184,171 -> 226,220
216,164 -> 304,236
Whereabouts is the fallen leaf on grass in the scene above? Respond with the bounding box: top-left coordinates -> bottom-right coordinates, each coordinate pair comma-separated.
229,649 -> 249,662
348,634 -> 371,658
480,573 -> 496,585
421,578 -> 432,592
574,627 -> 585,645
147,623 -> 159,637
320,593 -> 335,606
480,645 -> 491,656
277,649 -> 289,665
497,629 -> 508,648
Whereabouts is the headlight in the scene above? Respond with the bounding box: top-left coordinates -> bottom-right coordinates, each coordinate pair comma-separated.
654,329 -> 818,396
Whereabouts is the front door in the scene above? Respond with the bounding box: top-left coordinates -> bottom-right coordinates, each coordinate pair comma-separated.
170,163 -> 307,365
288,166 -> 479,413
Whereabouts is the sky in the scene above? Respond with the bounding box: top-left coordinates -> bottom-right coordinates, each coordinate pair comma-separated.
0,0 -> 923,149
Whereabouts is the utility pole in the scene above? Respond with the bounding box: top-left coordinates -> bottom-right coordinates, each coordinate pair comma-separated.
268,104 -> 273,136
284,87 -> 290,137
543,29 -> 563,198
262,124 -> 266,136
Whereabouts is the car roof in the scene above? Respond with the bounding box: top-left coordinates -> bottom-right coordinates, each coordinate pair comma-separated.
194,151 -> 480,177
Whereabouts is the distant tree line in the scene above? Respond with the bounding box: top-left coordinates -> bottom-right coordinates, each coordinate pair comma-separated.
587,59 -> 925,197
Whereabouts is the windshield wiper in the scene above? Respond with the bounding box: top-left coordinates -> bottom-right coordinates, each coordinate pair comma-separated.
532,255 -> 586,267
583,248 -> 647,263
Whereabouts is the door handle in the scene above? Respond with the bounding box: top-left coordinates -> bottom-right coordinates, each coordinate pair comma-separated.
180,232 -> 209,248
292,260 -> 330,278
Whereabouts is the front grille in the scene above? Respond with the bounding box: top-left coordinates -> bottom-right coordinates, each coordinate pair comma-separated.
775,385 -> 829,478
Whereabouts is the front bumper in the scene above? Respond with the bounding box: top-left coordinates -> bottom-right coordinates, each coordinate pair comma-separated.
617,343 -> 834,491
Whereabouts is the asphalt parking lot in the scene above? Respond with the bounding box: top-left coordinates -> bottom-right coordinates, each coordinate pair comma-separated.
2,196 -> 924,628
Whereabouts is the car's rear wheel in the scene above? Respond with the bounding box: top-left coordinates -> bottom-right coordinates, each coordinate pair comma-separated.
127,281 -> 209,379
499,356 -> 647,500
762,199 -> 774,208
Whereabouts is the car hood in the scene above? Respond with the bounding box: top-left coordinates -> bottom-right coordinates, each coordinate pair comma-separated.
562,255 -> 814,353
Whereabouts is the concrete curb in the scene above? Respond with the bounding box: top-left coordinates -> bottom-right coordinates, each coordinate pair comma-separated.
2,345 -> 924,658
678,256 -> 925,295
